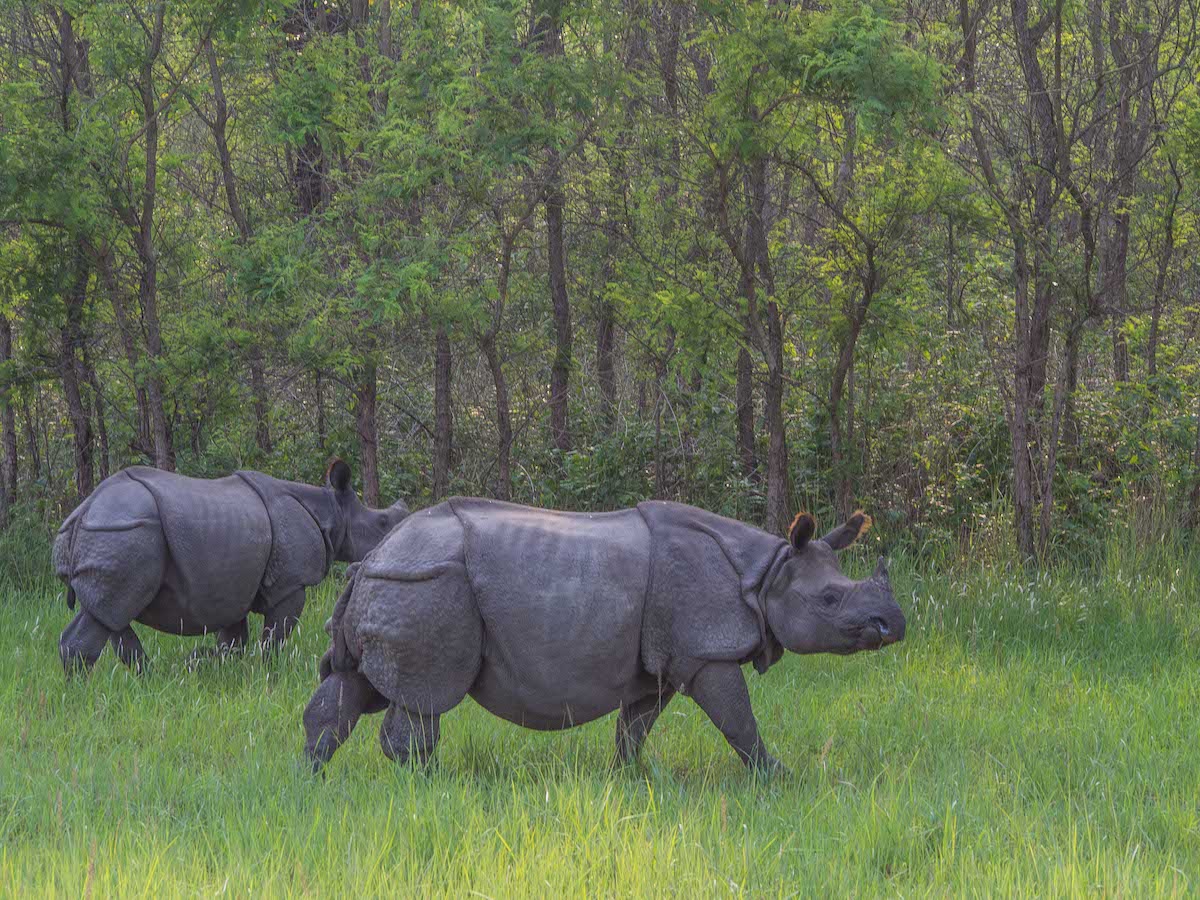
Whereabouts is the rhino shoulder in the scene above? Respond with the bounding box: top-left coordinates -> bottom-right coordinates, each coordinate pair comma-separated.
236,471 -> 332,602
638,501 -> 789,687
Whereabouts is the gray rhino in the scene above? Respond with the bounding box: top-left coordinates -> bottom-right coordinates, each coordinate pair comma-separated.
304,498 -> 905,775
54,460 -> 409,675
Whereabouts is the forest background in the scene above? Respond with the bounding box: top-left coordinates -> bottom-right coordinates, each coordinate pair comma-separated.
3,0 -> 1200,567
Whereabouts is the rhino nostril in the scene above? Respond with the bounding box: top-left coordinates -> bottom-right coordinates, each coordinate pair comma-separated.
870,617 -> 890,637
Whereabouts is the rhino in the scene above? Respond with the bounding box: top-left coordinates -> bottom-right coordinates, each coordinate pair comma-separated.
303,498 -> 905,775
54,459 -> 409,675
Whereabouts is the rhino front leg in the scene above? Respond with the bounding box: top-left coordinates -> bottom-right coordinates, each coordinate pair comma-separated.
304,670 -> 385,773
261,590 -> 304,653
59,610 -> 111,676
615,686 -> 676,765
108,625 -> 147,674
379,704 -> 440,767
688,662 -> 784,776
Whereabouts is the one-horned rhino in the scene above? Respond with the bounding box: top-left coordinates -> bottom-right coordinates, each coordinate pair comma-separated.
304,498 -> 904,774
54,460 -> 409,675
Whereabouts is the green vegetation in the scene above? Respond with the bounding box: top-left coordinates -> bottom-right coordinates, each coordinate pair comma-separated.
3,529 -> 1199,896
3,1 -> 1200,895
2,0 -> 1200,562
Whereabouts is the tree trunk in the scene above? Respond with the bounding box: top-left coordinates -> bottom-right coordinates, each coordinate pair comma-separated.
0,314 -> 16,524
481,335 -> 512,501
433,328 -> 453,500
96,248 -> 151,456
204,36 -> 272,455
736,345 -> 757,481
763,303 -> 788,535
546,175 -> 572,454
249,347 -> 272,455
61,256 -> 94,500
596,300 -> 617,421
315,368 -> 327,453
353,362 -> 380,507
137,7 -> 174,471
1147,165 -> 1181,381
1189,389 -> 1200,528
21,395 -> 40,483
535,1 -> 572,455
83,345 -> 110,480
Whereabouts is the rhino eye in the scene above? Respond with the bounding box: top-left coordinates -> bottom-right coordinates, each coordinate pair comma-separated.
820,589 -> 839,606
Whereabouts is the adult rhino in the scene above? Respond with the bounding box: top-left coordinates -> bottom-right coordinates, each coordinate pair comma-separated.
304,498 -> 904,775
54,460 -> 408,675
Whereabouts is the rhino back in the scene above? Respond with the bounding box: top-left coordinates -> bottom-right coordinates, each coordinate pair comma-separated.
125,468 -> 271,623
453,498 -> 652,729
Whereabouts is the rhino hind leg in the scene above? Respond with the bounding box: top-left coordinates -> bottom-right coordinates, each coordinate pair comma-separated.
187,618 -> 248,664
109,625 -> 148,673
615,686 -> 676,765
59,610 -> 113,676
379,704 -> 440,767
688,662 -> 785,776
304,670 -> 386,774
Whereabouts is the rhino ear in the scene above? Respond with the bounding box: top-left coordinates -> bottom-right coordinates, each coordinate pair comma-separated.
821,510 -> 872,551
788,512 -> 816,550
325,458 -> 352,493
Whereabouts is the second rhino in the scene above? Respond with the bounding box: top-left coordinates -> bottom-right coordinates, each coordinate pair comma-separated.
55,459 -> 408,674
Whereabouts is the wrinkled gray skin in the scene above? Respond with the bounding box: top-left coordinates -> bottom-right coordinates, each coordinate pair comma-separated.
54,460 -> 409,675
304,498 -> 904,775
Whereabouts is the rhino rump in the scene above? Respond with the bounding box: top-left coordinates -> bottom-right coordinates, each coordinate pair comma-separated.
338,503 -> 483,715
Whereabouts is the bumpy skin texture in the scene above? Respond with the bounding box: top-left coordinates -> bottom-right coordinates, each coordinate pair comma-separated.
306,498 -> 906,774
54,461 -> 408,675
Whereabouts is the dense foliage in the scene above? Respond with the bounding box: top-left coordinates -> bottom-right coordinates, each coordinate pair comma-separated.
2,0 -> 1199,564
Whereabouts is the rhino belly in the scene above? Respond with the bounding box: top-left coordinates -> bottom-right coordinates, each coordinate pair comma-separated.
458,501 -> 653,730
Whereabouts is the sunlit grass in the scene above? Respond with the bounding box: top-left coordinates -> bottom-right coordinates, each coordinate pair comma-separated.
2,543 -> 1198,896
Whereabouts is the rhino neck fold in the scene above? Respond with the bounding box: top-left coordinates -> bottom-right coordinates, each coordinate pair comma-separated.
751,542 -> 792,674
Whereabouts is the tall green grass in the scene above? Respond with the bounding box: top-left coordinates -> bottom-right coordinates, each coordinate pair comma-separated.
1,522 -> 1198,896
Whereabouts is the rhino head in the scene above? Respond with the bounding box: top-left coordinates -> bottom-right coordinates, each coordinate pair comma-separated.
764,510 -> 905,655
325,459 -> 410,563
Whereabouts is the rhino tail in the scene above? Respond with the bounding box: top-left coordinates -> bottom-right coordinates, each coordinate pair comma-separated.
319,563 -> 360,680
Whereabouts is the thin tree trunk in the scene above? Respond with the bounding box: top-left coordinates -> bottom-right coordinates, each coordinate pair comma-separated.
353,362 -> 380,507
1147,165 -> 1181,381
433,328 -> 453,500
137,6 -> 174,471
315,369 -> 327,453
61,257 -> 94,500
546,176 -> 572,454
535,0 -> 572,455
203,36 -> 272,454
21,395 -> 40,483
763,304 -> 788,534
0,314 -> 16,524
96,248 -> 151,456
736,345 -> 757,481
481,334 -> 511,501
1189,389 -> 1200,528
249,347 -> 271,455
83,345 -> 110,480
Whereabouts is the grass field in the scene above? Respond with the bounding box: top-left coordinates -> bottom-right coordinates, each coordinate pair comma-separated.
2,538 -> 1200,896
